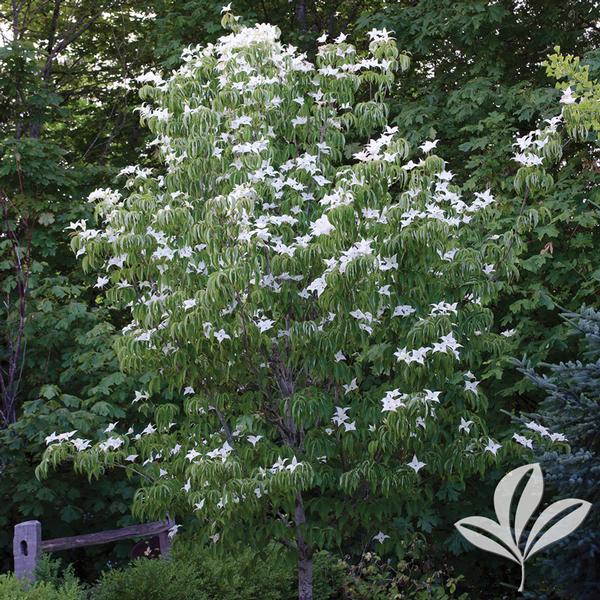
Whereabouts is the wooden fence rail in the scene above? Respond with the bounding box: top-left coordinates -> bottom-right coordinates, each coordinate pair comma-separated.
13,517 -> 175,582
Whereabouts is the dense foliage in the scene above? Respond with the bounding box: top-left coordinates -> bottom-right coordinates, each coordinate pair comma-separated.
1,1 -> 598,598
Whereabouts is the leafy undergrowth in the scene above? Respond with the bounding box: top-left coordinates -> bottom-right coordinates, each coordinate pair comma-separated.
3,542 -> 468,600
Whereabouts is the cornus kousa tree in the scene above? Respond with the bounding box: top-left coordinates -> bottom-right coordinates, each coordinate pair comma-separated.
39,11 -> 516,599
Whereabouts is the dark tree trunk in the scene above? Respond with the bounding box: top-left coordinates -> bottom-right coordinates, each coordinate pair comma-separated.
295,0 -> 308,33
298,550 -> 313,600
0,193 -> 29,427
295,492 -> 313,600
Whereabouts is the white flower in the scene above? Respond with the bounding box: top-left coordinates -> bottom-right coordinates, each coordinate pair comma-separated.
432,332 -> 462,358
255,317 -> 275,333
402,159 -> 420,170
419,139 -> 439,153
381,389 -> 406,412
367,28 -> 393,42
230,115 -> 252,129
183,299 -> 197,311
512,433 -> 533,449
141,423 -> 156,436
373,531 -> 390,544
186,448 -> 201,462
378,255 -> 398,271
72,438 -> 91,452
271,456 -> 288,473
332,406 -> 350,425
407,455 -> 426,473
221,3 -> 232,14
343,378 -> 358,394
459,417 -> 473,433
423,389 -> 441,403
560,87 -> 576,104
99,436 -> 124,452
394,346 -> 430,365
45,430 -> 77,445
334,350 -> 346,362
464,380 -> 479,395
484,438 -> 502,456
168,524 -> 181,539
287,456 -> 301,472
313,175 -> 331,186
430,301 -> 458,316
513,152 -> 543,167
306,276 -> 327,297
392,305 -> 415,317
214,329 -> 231,343
310,214 -> 335,236
133,390 -> 149,404
247,435 -> 263,446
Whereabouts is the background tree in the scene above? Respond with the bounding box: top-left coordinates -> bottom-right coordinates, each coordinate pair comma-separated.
0,0 -> 158,573
517,307 -> 600,599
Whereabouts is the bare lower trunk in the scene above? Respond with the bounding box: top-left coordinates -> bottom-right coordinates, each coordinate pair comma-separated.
295,492 -> 313,600
298,550 -> 313,600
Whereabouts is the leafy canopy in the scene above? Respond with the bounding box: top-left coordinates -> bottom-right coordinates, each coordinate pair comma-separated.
40,11 -> 522,566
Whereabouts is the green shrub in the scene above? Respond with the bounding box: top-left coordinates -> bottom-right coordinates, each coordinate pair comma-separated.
34,554 -> 82,591
311,551 -> 469,600
172,539 -> 467,600
312,551 -> 346,599
172,540 -> 296,600
91,558 -> 207,600
0,572 -> 86,600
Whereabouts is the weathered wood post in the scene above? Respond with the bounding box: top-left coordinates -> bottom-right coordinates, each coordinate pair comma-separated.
13,520 -> 41,582
157,516 -> 175,558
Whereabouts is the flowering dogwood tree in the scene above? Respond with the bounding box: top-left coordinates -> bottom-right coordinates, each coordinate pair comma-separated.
38,10 -> 518,599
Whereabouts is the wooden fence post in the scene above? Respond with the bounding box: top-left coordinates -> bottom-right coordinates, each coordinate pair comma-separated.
158,517 -> 175,558
13,520 -> 41,582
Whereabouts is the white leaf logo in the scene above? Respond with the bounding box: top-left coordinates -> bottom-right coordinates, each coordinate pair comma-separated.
455,463 -> 591,592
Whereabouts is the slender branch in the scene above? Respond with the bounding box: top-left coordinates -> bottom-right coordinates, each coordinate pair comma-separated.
214,406 -> 235,447
112,464 -> 156,484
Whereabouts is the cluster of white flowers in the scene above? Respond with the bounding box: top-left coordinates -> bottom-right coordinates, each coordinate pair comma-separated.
512,114 -> 562,167
524,420 -> 567,443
